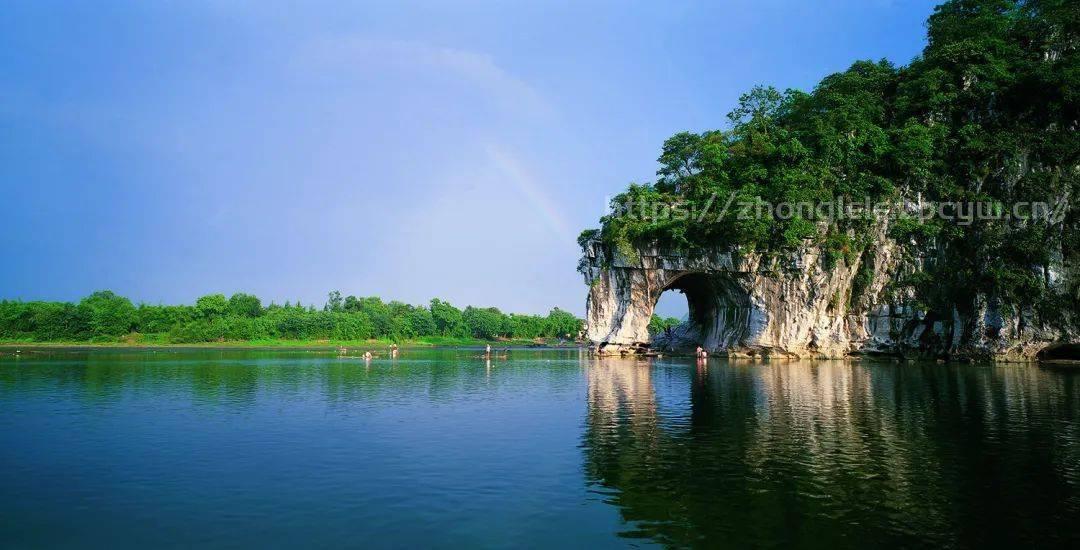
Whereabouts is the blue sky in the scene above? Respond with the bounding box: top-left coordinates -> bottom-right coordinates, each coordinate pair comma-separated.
1,0 -> 939,315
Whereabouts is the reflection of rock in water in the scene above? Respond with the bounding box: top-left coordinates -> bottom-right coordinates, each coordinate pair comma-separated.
584,356 -> 658,429
582,356 -> 665,501
581,359 -> 1080,548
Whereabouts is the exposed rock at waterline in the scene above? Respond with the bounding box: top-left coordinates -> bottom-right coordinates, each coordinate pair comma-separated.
579,232 -> 1078,361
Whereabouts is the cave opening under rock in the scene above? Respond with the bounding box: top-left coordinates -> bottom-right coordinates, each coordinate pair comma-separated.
649,272 -> 752,353
1038,344 -> 1080,361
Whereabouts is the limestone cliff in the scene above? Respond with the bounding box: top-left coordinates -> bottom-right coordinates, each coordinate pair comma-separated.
579,227 -> 1078,360
577,0 -> 1078,361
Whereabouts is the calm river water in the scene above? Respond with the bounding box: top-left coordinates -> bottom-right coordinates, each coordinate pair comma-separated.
1,349 -> 1078,548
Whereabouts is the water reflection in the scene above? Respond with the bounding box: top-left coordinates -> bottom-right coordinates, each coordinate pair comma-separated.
0,349 -> 585,408
2,350 -> 1078,547
0,348 -> 599,548
582,357 -> 1080,548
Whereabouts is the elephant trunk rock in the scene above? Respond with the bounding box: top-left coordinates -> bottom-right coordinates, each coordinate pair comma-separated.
579,236 -> 1077,361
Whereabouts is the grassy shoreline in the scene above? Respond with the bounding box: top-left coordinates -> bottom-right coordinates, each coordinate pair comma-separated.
0,335 -> 578,350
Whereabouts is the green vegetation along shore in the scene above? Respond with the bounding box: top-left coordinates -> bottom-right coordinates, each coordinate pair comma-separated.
0,337 -> 573,351
0,291 -> 583,346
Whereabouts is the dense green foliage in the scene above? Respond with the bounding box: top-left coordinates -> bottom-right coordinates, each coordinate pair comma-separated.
590,0 -> 1077,316
0,291 -> 583,344
648,315 -> 683,336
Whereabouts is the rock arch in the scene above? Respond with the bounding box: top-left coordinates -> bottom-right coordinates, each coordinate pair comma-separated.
579,241 -> 776,356
578,235 -> 1078,359
649,272 -> 755,352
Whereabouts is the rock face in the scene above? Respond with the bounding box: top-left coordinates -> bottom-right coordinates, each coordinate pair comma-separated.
579,231 -> 1078,361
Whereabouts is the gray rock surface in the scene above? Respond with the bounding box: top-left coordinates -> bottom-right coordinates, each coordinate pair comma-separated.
579,231 -> 1077,360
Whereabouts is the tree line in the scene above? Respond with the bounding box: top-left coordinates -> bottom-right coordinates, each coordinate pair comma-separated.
0,290 -> 584,343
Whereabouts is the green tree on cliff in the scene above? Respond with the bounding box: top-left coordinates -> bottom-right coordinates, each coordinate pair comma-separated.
589,0 -> 1077,322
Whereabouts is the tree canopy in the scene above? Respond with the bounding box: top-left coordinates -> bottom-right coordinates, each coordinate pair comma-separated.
0,291 -> 583,344
589,0 -> 1077,316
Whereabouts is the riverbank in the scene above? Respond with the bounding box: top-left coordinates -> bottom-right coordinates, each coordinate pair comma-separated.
0,335 -> 579,350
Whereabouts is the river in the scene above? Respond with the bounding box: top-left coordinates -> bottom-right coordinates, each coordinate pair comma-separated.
1,349 -> 1078,548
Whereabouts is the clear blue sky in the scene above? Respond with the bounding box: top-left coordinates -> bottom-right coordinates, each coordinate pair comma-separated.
1,0 -> 939,315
